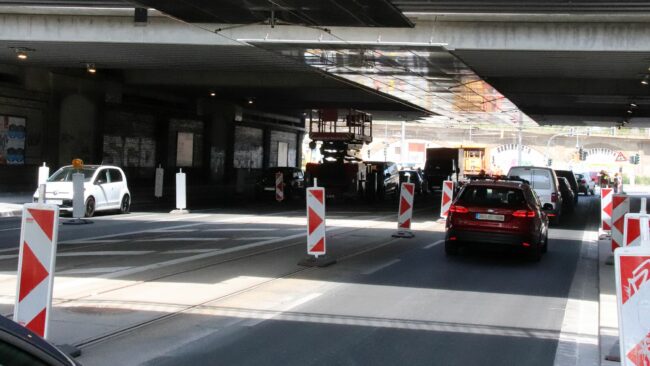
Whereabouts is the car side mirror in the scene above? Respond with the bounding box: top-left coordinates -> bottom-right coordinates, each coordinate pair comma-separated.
542,203 -> 554,211
385,173 -> 391,179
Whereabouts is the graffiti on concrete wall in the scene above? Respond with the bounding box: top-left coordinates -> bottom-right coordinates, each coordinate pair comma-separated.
234,126 -> 263,169
102,135 -> 155,167
0,115 -> 26,165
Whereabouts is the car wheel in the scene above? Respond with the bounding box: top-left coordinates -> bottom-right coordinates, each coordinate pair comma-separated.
84,197 -> 95,218
541,234 -> 548,253
445,241 -> 459,256
120,194 -> 131,214
590,189 -> 595,196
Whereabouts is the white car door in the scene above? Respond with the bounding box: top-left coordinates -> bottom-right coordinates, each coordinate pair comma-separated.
93,169 -> 111,208
107,168 -> 124,207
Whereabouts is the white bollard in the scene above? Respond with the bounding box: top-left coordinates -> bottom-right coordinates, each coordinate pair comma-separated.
37,163 -> 49,186
171,169 -> 189,214
154,164 -> 164,198
72,173 -> 85,219
14,203 -> 59,339
37,184 -> 46,204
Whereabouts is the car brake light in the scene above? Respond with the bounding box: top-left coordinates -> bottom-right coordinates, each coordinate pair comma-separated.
547,213 -> 556,217
449,236 -> 457,241
551,192 -> 558,203
522,242 -> 531,247
449,205 -> 468,213
513,210 -> 536,218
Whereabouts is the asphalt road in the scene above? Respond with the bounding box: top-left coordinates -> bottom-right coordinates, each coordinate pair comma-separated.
0,193 -> 600,366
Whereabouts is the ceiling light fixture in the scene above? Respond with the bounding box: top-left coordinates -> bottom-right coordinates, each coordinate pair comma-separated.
247,98 -> 254,105
209,92 -> 216,97
642,76 -> 649,85
627,110 -> 633,114
631,103 -> 638,108
86,63 -> 96,74
13,47 -> 33,60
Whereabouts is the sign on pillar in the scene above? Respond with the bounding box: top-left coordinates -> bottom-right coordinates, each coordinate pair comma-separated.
440,180 -> 454,219
171,169 -> 189,214
14,204 -> 59,339
393,182 -> 415,238
275,172 -> 284,202
612,195 -> 631,251
615,245 -> 650,365
154,164 -> 164,198
601,187 -> 613,234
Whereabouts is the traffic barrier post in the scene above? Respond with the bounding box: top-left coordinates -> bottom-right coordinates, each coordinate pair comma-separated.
440,180 -> 454,220
298,184 -> 335,267
614,244 -> 650,365
154,164 -> 164,198
14,204 -> 59,339
623,198 -> 650,248
612,194 -> 631,251
601,187 -> 613,237
37,163 -> 49,186
276,172 -> 284,202
171,169 -> 189,214
392,182 -> 415,238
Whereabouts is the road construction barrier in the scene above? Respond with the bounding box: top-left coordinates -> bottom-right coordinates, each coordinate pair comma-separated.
393,182 -> 415,238
306,187 -> 326,257
612,194 -> 631,251
601,187 -> 613,232
72,172 -> 85,219
615,244 -> 650,365
174,169 -> 187,213
276,172 -> 284,202
154,165 -> 164,198
14,204 -> 59,339
440,180 -> 454,219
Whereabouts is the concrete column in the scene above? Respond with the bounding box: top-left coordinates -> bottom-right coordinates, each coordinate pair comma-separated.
57,93 -> 97,165
204,101 -> 237,183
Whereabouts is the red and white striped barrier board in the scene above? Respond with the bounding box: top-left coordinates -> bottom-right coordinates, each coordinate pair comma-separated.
394,182 -> 415,237
624,214 -> 650,248
601,188 -> 613,232
440,180 -> 454,219
612,195 -> 631,251
306,187 -> 326,256
275,172 -> 284,202
14,204 -> 59,339
615,246 -> 650,366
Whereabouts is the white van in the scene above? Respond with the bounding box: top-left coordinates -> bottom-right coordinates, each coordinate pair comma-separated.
508,166 -> 562,222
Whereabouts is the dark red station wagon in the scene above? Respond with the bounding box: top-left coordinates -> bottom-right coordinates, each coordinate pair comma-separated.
445,179 -> 550,261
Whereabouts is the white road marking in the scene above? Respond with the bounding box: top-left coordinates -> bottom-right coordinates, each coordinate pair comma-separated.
62,239 -> 125,244
553,230 -> 599,366
58,251 -> 155,257
0,227 -> 20,232
234,237 -> 280,241
0,248 -> 18,253
243,293 -> 323,327
0,255 -> 17,260
147,229 -> 195,233
362,259 -> 401,275
59,267 -> 133,275
142,238 -> 225,242
163,249 -> 220,254
204,228 -> 276,232
424,239 -> 445,249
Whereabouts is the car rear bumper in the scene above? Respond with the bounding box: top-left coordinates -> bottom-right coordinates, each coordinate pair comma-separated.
446,229 -> 535,247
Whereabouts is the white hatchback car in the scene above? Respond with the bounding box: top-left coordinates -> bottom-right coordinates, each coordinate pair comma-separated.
33,165 -> 131,217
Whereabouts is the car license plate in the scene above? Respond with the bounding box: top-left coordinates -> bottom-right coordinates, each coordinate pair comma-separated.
264,187 -> 275,191
46,199 -> 63,205
476,213 -> 504,222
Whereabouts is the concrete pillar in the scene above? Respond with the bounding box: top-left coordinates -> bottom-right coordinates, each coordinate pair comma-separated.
58,94 -> 97,165
205,101 -> 237,183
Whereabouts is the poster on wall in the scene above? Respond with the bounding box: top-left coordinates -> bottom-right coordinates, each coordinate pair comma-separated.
0,115 -> 26,165
177,132 -> 194,167
277,142 -> 288,167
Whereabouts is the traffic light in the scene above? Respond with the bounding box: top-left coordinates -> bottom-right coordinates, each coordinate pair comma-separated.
578,148 -> 587,161
547,158 -> 553,167
633,153 -> 640,165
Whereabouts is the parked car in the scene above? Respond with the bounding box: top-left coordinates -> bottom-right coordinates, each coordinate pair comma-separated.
33,165 -> 130,217
575,173 -> 595,195
255,167 -> 305,200
365,161 -> 400,200
507,166 -> 562,224
558,177 -> 575,213
0,315 -> 80,365
444,179 -> 550,261
554,169 -> 579,204
398,169 -> 427,195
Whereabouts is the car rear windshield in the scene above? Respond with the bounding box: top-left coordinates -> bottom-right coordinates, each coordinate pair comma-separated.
457,186 -> 527,208
509,168 -> 551,190
47,167 -> 97,182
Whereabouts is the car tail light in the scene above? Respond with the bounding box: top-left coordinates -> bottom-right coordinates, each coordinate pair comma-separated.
449,205 -> 468,213
522,242 -> 531,247
513,210 -> 536,218
551,192 -> 558,203
449,236 -> 457,241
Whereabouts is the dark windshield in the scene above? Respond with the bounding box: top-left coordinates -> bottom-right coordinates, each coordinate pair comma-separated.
47,167 -> 97,182
458,186 -> 527,208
